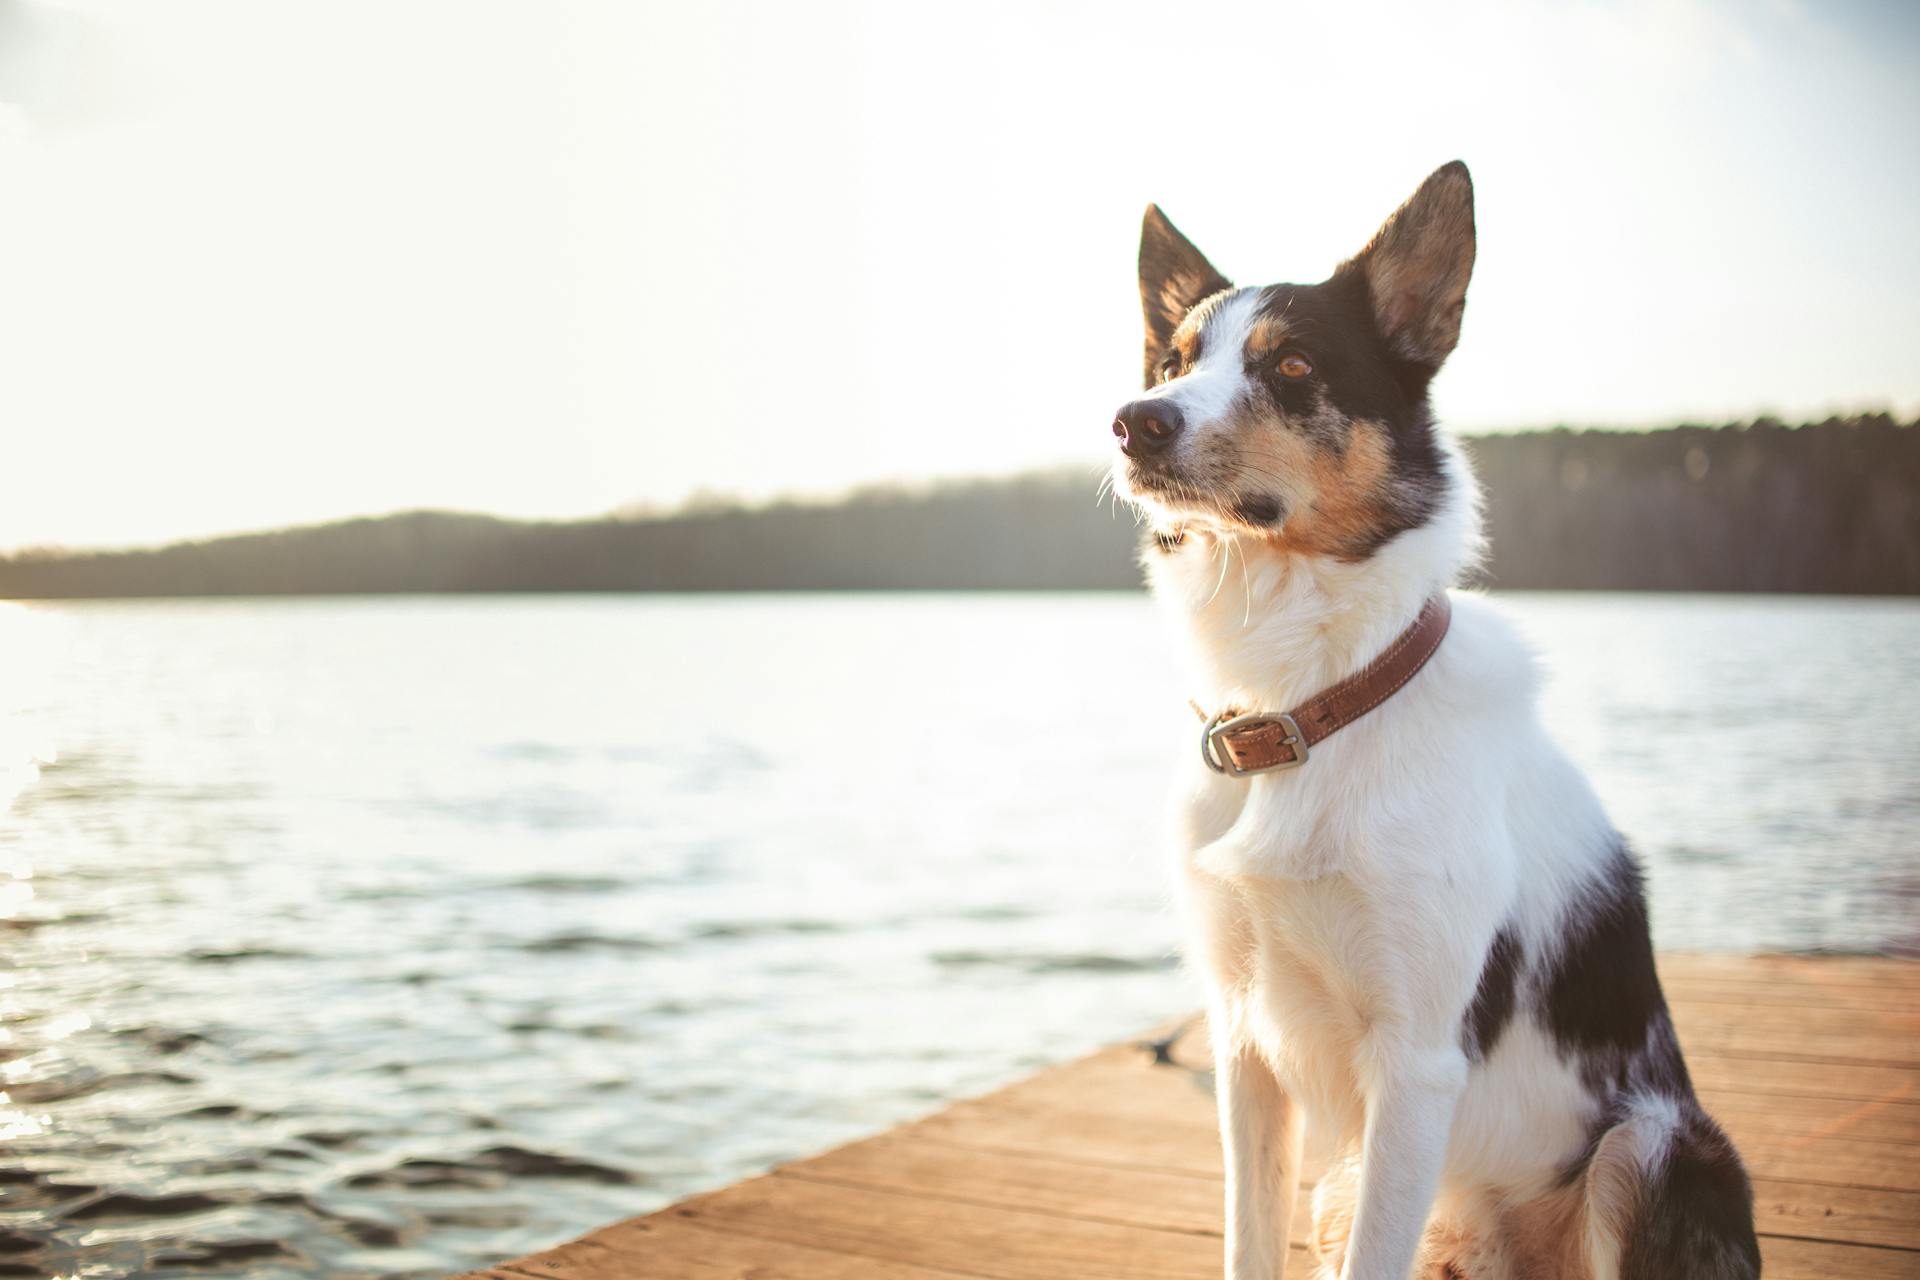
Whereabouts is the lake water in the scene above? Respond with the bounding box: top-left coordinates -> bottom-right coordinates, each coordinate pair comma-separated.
1,592 -> 1915,1278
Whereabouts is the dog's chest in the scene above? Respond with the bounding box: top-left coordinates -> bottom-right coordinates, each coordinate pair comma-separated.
1199,872 -> 1396,1130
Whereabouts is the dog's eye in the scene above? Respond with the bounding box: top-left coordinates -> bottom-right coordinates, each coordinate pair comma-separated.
1278,354 -> 1313,379
1159,355 -> 1183,384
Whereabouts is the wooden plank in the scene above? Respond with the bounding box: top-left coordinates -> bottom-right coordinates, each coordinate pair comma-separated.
907,1098 -> 1219,1177
1729,1131 -> 1920,1193
640,1172 -> 1304,1280
1661,975 -> 1920,1014
983,1044 -> 1214,1117
1698,1087 -> 1920,1145
1760,1235 -> 1920,1280
482,1217 -> 985,1280
1660,954 -> 1920,988
784,1131 -> 1226,1237
1669,1003 -> 1920,1068
1687,1051 -> 1920,1105
466,955 -> 1920,1279
1751,1180 -> 1920,1252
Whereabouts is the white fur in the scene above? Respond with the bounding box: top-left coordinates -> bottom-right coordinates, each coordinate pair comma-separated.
1128,290 -> 1266,530
1128,437 -> 1648,1279
1145,290 -> 1263,448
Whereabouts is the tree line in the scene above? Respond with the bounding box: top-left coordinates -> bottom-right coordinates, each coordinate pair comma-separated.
2,416 -> 1913,598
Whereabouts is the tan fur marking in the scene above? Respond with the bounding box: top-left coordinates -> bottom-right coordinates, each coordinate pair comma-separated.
1260,420 -> 1401,560
1305,1117 -> 1654,1280
1310,1152 -> 1361,1273
1313,1166 -> 1609,1280
1245,315 -> 1291,361
1178,402 -> 1416,559
1499,1180 -> 1596,1280
1172,327 -> 1201,368
1159,277 -> 1205,326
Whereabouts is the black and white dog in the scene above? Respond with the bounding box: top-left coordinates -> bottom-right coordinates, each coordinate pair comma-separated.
1110,163 -> 1760,1279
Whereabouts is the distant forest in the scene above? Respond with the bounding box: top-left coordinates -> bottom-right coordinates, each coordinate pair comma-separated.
3,417 -> 1915,597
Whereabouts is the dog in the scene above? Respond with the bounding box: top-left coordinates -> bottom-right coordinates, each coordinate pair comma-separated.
1109,163 -> 1760,1279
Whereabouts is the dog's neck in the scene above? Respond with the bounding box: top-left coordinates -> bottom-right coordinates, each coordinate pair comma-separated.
1148,439 -> 1481,714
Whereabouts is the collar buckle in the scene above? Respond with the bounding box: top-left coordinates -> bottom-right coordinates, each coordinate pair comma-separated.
1201,710 -> 1308,776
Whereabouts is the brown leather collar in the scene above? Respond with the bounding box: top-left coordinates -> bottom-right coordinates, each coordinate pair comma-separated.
1197,593 -> 1452,776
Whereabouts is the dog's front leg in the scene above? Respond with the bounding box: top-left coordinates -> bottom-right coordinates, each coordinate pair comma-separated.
1339,1047 -> 1466,1280
1217,1035 -> 1303,1279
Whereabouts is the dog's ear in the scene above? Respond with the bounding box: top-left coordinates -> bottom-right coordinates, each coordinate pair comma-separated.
1139,205 -> 1232,388
1344,161 -> 1476,369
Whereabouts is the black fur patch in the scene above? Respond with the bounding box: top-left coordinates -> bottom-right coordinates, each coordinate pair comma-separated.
1620,1109 -> 1761,1279
1539,838 -> 1692,1098
1251,279 -> 1435,434
1532,837 -> 1758,1270
1230,493 -> 1286,526
1552,1101 -> 1760,1274
1540,840 -> 1664,1057
1460,927 -> 1522,1063
1243,279 -> 1449,557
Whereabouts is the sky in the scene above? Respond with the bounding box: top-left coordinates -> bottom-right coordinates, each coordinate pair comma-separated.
0,0 -> 1915,551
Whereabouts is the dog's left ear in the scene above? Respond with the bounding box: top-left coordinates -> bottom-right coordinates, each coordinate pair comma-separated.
1345,161 -> 1476,369
1139,205 -> 1232,388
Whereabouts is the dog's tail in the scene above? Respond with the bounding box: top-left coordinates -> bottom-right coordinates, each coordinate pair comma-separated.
1583,1101 -> 1760,1280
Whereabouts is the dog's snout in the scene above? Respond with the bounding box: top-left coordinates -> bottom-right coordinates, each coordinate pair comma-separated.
1112,400 -> 1184,456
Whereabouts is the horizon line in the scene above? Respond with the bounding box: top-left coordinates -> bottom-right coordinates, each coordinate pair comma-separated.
7,412 -> 1912,559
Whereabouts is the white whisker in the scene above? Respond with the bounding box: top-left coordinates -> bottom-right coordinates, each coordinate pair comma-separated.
1203,535 -> 1232,607
1238,538 -> 1253,628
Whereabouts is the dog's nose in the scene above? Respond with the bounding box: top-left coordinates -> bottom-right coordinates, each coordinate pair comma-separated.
1112,400 -> 1184,456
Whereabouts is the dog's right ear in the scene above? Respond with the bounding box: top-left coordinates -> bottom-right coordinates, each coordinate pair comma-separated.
1139,205 -> 1231,389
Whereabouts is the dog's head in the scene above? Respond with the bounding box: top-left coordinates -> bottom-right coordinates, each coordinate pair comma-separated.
1112,162 -> 1475,561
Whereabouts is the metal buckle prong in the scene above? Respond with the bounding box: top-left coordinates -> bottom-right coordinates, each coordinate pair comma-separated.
1201,711 -> 1308,777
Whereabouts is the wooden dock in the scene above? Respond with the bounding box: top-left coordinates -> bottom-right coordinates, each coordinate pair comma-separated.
463,955 -> 1919,1279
